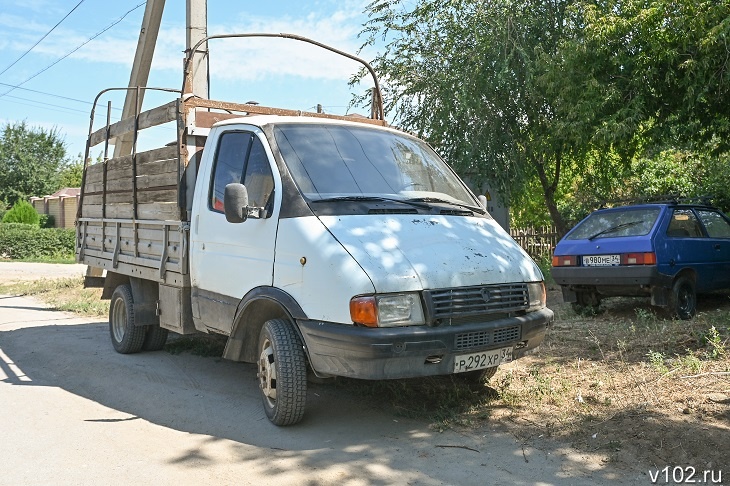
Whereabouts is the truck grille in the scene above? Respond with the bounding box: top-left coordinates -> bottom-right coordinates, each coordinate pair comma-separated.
424,283 -> 528,320
455,326 -> 521,350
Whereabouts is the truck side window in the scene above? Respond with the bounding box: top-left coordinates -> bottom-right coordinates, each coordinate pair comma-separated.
210,132 -> 251,212
243,137 -> 275,210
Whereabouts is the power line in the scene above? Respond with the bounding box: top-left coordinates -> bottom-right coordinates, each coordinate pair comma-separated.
0,81 -> 112,108
0,0 -> 86,78
0,1 -> 146,100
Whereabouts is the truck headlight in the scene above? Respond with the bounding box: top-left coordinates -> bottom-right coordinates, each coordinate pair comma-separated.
526,282 -> 546,311
350,293 -> 425,327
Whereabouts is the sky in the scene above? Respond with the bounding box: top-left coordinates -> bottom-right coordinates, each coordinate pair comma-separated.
0,0 -> 379,158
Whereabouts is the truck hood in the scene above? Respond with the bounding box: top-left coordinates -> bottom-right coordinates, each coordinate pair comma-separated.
319,215 -> 543,293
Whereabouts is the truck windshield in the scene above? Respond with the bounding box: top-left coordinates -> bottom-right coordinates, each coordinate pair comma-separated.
272,124 -> 477,207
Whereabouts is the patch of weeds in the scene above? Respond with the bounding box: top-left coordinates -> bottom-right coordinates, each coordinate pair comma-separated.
164,335 -> 226,357
646,350 -> 668,373
634,307 -> 658,327
673,350 -> 703,375
702,326 -> 727,360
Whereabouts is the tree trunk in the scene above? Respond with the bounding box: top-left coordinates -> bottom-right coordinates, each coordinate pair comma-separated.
533,153 -> 568,237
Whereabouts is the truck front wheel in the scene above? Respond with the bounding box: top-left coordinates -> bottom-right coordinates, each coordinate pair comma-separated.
109,284 -> 146,354
257,319 -> 307,426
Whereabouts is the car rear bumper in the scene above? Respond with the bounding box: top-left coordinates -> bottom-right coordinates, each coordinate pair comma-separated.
297,308 -> 553,380
552,265 -> 674,303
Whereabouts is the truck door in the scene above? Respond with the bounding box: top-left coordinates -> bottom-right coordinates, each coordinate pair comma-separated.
190,128 -> 280,333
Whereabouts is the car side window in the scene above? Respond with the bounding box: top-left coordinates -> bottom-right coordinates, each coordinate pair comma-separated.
666,209 -> 704,238
209,131 -> 275,215
697,210 -> 730,238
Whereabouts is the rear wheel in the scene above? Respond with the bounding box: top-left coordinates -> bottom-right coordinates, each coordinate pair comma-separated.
142,325 -> 169,351
668,276 -> 696,320
109,284 -> 146,354
257,319 -> 307,426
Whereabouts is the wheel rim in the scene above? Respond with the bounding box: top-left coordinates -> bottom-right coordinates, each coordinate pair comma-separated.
258,337 -> 277,407
677,284 -> 695,316
111,298 -> 127,342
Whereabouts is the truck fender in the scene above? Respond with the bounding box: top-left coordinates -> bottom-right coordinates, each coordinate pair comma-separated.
223,286 -> 308,363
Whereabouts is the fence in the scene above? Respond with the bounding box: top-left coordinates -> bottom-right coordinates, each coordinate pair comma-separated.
510,225 -> 559,261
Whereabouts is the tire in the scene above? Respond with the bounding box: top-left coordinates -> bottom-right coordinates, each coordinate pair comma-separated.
142,325 -> 169,351
257,319 -> 307,426
668,276 -> 696,320
454,366 -> 498,385
109,284 -> 146,354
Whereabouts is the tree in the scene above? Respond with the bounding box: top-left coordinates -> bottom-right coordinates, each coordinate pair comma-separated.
359,0 -> 730,233
0,121 -> 67,206
359,0 -> 606,235
57,156 -> 84,189
560,0 -> 730,152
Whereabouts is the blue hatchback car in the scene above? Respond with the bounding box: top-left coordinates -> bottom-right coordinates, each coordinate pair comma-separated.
551,201 -> 730,319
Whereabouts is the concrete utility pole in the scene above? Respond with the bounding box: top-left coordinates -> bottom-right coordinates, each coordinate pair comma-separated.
113,0 -> 166,158
186,0 -> 209,98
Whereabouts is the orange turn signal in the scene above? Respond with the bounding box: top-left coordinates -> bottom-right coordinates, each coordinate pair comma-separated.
350,296 -> 378,327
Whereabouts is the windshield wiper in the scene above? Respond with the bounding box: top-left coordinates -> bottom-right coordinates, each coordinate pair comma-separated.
406,197 -> 484,214
312,196 -> 432,210
587,220 -> 643,240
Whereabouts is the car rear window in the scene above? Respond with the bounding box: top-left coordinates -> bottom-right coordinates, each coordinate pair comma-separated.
566,208 -> 661,240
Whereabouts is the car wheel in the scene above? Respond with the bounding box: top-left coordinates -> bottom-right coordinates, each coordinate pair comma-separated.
258,319 -> 307,426
669,276 -> 696,320
109,284 -> 146,354
453,366 -> 498,385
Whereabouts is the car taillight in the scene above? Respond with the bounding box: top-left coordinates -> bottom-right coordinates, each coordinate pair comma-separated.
621,252 -> 656,265
552,255 -> 577,267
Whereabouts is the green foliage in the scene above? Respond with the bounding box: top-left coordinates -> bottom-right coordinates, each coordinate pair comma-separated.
0,223 -> 75,259
1,200 -> 40,226
0,121 -> 67,206
360,0 -> 730,233
57,157 -> 83,189
38,214 -> 55,229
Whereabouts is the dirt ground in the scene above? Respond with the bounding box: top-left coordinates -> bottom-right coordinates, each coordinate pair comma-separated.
491,287 -> 730,473
1,261 -> 728,478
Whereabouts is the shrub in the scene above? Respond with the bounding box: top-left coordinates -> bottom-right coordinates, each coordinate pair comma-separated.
2,200 -> 40,226
0,224 -> 75,259
39,214 -> 55,228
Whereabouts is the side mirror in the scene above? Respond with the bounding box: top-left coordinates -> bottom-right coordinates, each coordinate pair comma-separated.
224,183 -> 249,223
478,195 -> 488,210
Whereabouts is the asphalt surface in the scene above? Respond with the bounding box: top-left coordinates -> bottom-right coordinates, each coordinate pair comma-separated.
0,263 -> 645,485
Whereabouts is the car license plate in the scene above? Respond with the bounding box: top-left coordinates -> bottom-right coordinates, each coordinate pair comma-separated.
454,346 -> 513,373
582,254 -> 620,266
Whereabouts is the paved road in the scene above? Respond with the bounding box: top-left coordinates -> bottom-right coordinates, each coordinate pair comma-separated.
0,292 -> 643,485
0,261 -> 87,282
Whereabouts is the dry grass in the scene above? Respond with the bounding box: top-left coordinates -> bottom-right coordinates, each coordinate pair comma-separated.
0,276 -> 108,317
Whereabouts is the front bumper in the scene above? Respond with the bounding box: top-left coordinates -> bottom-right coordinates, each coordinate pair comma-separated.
297,308 -> 553,380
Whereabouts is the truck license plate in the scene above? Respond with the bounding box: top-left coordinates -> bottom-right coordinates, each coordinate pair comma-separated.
582,254 -> 620,266
454,346 -> 513,373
